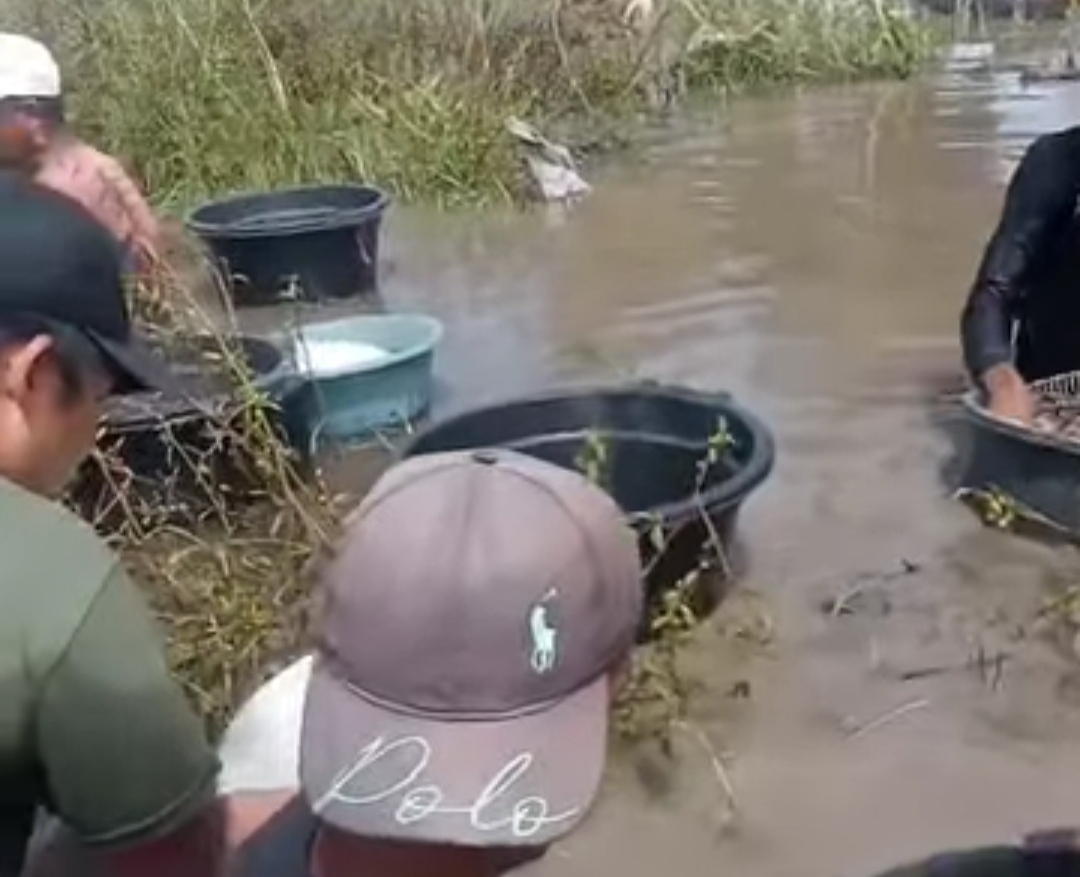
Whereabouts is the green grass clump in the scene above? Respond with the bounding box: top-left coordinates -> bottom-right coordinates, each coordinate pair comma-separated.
675,0 -> 935,90
10,0 -> 932,208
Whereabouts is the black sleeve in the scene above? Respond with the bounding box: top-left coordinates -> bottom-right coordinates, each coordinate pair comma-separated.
961,132 -> 1080,379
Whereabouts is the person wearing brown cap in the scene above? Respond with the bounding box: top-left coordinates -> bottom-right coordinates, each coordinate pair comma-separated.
221,448 -> 645,877
0,175 -> 228,877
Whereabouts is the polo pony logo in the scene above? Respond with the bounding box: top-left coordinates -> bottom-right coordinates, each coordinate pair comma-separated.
528,588 -> 558,674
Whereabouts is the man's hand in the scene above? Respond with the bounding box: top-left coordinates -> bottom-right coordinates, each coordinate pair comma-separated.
983,363 -> 1035,425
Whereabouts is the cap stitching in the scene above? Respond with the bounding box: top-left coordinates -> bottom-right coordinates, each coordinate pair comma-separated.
342,455 -> 479,528
322,655 -> 608,722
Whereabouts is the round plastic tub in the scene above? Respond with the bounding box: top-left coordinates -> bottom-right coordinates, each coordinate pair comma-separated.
960,380 -> 1080,534
401,383 -> 775,631
187,185 -> 390,307
280,314 -> 443,453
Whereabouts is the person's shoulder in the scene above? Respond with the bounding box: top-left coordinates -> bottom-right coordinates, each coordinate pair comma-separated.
56,140 -> 128,186
0,479 -> 121,669
1026,126 -> 1080,163
0,476 -> 115,574
64,139 -> 115,166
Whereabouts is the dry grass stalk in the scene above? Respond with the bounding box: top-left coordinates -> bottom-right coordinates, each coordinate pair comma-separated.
70,262 -> 339,738
9,0 -> 932,207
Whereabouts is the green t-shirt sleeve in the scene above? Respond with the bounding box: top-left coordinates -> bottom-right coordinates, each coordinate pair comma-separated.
34,565 -> 219,847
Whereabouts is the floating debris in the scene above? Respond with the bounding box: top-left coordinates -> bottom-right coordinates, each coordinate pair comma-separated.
506,117 -> 590,203
820,559 -> 920,617
943,41 -> 995,72
844,698 -> 930,740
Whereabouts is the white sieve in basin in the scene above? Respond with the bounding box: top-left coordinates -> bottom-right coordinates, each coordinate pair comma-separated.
294,339 -> 390,377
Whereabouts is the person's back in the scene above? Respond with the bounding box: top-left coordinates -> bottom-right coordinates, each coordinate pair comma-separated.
35,137 -> 159,274
0,475 -> 217,875
0,34 -> 159,274
996,126 -> 1080,381
0,174 -> 227,877
0,474 -> 114,872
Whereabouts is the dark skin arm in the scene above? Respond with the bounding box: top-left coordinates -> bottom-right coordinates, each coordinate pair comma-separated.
960,132 -> 1079,422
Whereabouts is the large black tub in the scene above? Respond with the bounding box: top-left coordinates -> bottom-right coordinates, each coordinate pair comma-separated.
402,383 -> 775,626
958,388 -> 1080,535
187,185 -> 390,307
874,844 -> 1080,877
70,335 -> 291,530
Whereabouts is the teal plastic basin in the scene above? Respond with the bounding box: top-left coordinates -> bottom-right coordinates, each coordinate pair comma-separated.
279,313 -> 443,451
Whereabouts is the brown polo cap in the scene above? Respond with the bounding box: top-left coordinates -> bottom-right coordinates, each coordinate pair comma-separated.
299,449 -> 643,848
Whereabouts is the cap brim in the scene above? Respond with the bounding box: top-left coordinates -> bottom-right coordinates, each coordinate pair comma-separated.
86,329 -> 185,397
299,662 -> 610,848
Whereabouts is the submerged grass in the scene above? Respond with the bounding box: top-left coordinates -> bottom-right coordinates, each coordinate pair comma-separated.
10,0 -> 933,207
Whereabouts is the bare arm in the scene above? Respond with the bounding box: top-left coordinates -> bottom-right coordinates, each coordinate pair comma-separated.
99,154 -> 161,274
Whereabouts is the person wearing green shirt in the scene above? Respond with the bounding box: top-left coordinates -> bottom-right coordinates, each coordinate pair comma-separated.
0,173 -> 225,877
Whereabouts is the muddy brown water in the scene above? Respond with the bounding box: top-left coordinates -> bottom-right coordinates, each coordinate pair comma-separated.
224,48 -> 1080,877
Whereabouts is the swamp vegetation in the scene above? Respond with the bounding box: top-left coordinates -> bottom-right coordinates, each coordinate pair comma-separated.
12,0 -> 934,206
0,0 -> 935,746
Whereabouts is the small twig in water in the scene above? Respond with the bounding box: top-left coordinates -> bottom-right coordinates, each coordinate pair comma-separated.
898,665 -> 952,682
825,558 -> 919,617
675,721 -> 738,826
845,698 -> 930,740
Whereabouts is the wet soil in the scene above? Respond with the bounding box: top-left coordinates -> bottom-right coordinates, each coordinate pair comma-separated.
219,38 -> 1080,877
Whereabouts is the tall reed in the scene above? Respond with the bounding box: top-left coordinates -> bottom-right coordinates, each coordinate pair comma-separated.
11,0 -> 932,206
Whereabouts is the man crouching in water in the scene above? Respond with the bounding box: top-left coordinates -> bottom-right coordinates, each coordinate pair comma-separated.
0,33 -> 160,275
960,125 -> 1080,426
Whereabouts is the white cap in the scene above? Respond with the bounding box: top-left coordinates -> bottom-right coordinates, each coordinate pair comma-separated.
0,34 -> 61,100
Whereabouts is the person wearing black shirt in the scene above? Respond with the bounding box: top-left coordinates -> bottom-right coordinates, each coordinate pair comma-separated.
961,125 -> 1080,424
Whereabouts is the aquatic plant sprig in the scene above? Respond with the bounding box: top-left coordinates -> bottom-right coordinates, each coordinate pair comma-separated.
577,425 -> 744,825
575,426 -> 733,745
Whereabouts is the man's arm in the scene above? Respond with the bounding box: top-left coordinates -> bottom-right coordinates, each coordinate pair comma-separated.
98,153 -> 161,275
961,132 -> 1079,381
32,566 -> 226,877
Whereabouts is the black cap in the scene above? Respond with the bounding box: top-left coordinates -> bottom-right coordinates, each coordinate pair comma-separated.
0,173 -> 175,394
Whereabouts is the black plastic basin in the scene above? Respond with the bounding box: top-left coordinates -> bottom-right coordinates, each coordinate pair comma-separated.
873,844 -> 1080,876
187,185 -> 390,307
956,390 -> 1080,535
401,383 -> 775,627
69,335 -> 291,529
